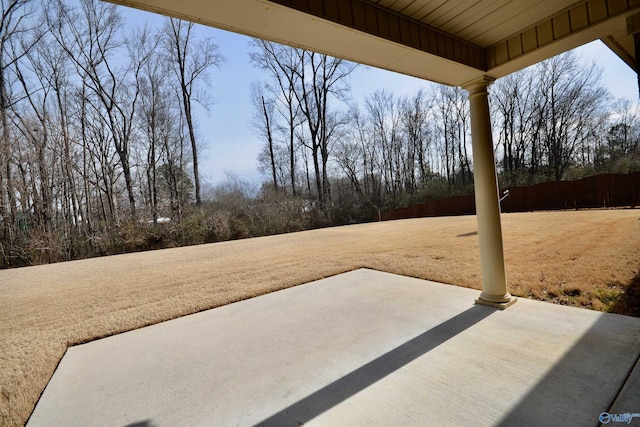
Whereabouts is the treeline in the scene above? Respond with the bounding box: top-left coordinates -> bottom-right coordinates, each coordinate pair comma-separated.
0,0 -> 226,266
1,0 -> 639,268
253,41 -> 640,223
0,0 -> 354,268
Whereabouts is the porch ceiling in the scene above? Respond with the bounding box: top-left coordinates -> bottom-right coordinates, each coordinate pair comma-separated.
106,0 -> 639,85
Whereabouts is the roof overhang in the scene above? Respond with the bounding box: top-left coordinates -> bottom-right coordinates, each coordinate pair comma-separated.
105,0 -> 640,86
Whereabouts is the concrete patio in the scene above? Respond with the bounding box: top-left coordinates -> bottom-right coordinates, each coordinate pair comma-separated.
27,269 -> 640,426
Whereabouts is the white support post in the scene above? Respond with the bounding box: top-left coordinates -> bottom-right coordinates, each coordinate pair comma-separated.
463,76 -> 516,309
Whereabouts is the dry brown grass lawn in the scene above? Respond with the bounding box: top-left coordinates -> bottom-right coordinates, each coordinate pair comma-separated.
1,209 -> 639,426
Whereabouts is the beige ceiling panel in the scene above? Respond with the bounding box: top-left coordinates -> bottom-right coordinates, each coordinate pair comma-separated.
351,2 -> 373,32
324,0 -> 340,20
442,0 -> 513,37
522,27 -> 538,52
488,0 -> 639,71
393,0 -> 437,18
418,0 -> 474,25
464,2 -> 551,45
418,25 -> 433,50
384,1 -> 428,19
536,20 -> 555,45
364,4 -> 379,33
570,4 -> 590,30
553,13 -> 572,38
398,16 -> 413,44
589,0 -> 610,22
379,0 -> 416,10
628,12 -> 640,33
351,2 -> 367,29
387,10 -> 403,40
489,12 -> 632,77
336,1 -> 353,22
429,0 -> 511,30
465,1 -> 577,46
377,8 -> 391,37
611,0 -> 633,14
495,42 -> 509,64
406,18 -> 421,46
507,35 -> 523,57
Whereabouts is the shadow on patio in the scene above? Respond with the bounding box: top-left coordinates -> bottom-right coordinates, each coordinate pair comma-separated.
255,305 -> 494,426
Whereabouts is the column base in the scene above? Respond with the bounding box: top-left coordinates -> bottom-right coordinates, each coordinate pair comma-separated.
475,296 -> 517,310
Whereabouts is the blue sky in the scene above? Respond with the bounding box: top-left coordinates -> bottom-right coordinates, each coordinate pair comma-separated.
119,4 -> 639,186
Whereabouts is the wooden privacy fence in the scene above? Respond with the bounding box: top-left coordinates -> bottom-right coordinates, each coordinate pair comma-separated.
377,172 -> 640,221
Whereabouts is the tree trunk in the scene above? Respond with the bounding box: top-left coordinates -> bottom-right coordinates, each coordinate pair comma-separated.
262,96 -> 278,191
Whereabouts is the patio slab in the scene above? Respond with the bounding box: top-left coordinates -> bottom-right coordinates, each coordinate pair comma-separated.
27,268 -> 640,426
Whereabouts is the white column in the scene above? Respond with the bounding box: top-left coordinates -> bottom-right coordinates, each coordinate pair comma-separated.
463,76 -> 516,309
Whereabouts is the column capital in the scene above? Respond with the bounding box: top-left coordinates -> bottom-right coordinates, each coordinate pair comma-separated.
462,76 -> 496,96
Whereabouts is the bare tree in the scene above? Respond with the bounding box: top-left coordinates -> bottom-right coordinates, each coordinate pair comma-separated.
137,29 -> 166,224
597,99 -> 640,172
249,40 -> 302,195
493,69 -> 539,184
400,89 -> 432,187
0,0 -> 39,254
12,37 -> 54,233
432,85 -> 471,186
366,90 -> 403,202
164,17 -> 224,206
50,0 -> 150,219
250,83 -> 279,191
535,52 -> 609,180
292,50 -> 355,205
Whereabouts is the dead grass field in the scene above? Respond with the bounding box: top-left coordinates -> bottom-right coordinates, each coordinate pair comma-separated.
1,209 -> 639,426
